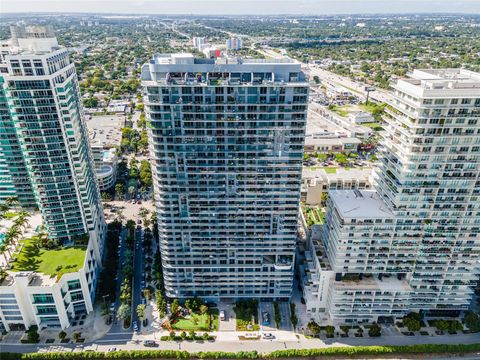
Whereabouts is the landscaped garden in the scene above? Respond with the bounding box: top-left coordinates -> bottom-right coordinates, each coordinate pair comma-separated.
11,236 -> 86,278
234,299 -> 259,331
168,298 -> 218,332
302,206 -> 325,227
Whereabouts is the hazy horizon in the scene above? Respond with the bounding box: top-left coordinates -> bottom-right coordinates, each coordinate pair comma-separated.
2,0 -> 480,15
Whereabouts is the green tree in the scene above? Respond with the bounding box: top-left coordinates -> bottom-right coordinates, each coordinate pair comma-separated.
73,332 -> 82,342
465,311 -> 480,332
117,303 -> 132,321
368,323 -> 381,337
115,183 -> 125,198
137,304 -> 146,323
139,160 -> 152,187
83,97 -> 98,108
58,330 -> 67,341
307,320 -> 321,336
325,325 -> 335,338
171,299 -> 180,314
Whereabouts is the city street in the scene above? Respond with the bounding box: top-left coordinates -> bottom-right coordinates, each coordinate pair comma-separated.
131,226 -> 144,332
1,331 -> 479,354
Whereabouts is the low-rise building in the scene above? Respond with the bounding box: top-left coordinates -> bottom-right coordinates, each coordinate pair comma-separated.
304,135 -> 361,154
348,111 -> 374,124
301,167 -> 372,205
91,146 -> 118,191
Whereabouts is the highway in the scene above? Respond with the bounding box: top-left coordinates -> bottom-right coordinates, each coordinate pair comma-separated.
307,65 -> 393,103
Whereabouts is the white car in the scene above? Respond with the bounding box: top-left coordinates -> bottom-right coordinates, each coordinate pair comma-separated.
107,347 -> 118,352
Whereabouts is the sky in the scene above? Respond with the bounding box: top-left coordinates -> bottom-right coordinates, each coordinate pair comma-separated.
1,0 -> 480,15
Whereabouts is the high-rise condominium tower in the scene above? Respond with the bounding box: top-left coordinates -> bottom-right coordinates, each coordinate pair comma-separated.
304,69 -> 480,323
1,26 -> 105,247
0,26 -> 105,331
142,54 -> 308,299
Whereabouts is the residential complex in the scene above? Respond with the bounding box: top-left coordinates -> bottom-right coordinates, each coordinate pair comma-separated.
0,26 -> 106,331
226,37 -> 243,51
142,54 -> 308,300
304,69 -> 480,324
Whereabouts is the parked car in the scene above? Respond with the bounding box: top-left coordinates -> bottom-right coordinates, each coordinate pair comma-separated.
219,310 -> 226,321
263,333 -> 275,339
133,321 -> 139,332
107,347 -> 118,352
143,340 -> 157,347
262,311 -> 270,325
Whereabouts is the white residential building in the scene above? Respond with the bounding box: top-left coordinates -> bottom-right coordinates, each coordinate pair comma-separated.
0,26 -> 106,331
304,69 -> 480,324
91,146 -> 118,191
226,37 -> 243,51
142,54 -> 308,300
192,37 -> 205,51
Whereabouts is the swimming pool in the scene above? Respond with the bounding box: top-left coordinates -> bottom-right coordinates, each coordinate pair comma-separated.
0,233 -> 5,246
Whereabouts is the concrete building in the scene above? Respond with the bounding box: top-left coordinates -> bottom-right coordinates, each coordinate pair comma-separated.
304,135 -> 361,154
142,54 -> 308,300
226,37 -> 243,51
301,167 -> 372,205
202,46 -> 221,59
192,37 -> 205,51
91,146 -> 118,191
304,69 -> 480,324
0,26 -> 106,331
348,111 -> 374,124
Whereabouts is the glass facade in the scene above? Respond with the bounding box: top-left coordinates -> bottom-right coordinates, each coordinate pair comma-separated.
143,55 -> 308,299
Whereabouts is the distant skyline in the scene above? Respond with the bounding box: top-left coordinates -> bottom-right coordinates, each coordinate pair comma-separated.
2,0 -> 480,15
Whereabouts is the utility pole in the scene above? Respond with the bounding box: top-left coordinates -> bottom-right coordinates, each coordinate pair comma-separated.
364,86 -> 376,105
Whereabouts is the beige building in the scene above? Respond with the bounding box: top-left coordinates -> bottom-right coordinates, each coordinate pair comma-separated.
301,167 -> 372,205
304,135 -> 361,154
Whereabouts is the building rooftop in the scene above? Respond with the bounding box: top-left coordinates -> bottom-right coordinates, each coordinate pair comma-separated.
9,236 -> 86,280
304,136 -> 362,147
302,166 -> 372,182
329,189 -> 394,220
395,69 -> 480,96
142,53 -> 306,84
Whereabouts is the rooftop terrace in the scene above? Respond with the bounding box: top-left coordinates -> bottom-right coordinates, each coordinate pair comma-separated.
329,189 -> 394,220
10,236 -> 86,280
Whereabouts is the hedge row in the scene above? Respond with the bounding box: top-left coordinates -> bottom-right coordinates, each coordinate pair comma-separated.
267,344 -> 480,358
2,343 -> 480,360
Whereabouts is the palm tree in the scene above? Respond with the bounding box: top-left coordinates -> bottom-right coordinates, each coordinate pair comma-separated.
15,210 -> 30,231
0,243 -> 9,264
6,226 -> 21,247
5,197 -> 18,208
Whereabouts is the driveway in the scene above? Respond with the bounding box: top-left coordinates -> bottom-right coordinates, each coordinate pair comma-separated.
259,301 -> 276,331
278,301 -> 292,331
218,300 -> 236,332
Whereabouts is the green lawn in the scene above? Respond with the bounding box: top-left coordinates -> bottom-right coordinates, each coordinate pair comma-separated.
2,211 -> 17,219
324,167 -> 337,174
361,122 -> 384,131
171,312 -> 217,331
11,237 -> 86,278
329,105 -> 350,117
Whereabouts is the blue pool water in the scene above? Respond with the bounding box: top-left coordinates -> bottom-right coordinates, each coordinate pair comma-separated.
0,233 -> 5,246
